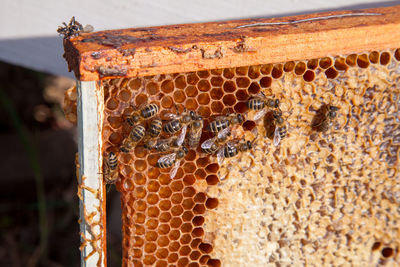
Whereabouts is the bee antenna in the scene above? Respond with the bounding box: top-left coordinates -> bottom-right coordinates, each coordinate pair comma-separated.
260,91 -> 266,97
174,104 -> 180,114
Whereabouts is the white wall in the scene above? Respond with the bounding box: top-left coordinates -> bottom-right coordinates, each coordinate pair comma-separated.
0,0 -> 396,77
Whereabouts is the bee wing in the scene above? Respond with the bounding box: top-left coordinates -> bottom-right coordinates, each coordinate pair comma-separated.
170,160 -> 180,179
157,153 -> 177,165
217,147 -> 225,165
164,113 -> 179,119
217,127 -> 231,139
177,125 -> 187,146
253,109 -> 267,121
201,137 -> 215,150
273,127 -> 281,146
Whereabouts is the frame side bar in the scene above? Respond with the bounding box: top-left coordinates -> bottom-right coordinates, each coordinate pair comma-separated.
77,81 -> 106,267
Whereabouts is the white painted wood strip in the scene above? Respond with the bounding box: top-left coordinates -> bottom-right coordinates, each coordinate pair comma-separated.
77,81 -> 106,267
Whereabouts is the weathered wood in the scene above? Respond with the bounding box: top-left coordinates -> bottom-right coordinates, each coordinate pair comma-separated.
77,81 -> 106,267
63,5 -> 400,81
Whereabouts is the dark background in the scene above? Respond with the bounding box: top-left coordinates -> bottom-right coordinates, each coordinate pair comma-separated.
0,61 -> 121,267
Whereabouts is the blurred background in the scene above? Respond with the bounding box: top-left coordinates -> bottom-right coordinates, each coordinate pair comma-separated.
0,0 -> 398,266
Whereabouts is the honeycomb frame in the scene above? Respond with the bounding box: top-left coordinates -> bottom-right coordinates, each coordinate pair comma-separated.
62,5 -> 400,267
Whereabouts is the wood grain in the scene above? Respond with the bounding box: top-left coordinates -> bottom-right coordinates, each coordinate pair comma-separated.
63,5 -> 400,81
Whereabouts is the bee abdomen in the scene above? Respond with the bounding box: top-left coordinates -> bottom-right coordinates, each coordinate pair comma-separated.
208,120 -> 229,133
164,120 -> 182,134
247,99 -> 265,110
157,160 -> 174,168
149,119 -> 162,138
131,124 -> 146,142
223,145 -> 238,158
141,103 -> 159,119
108,152 -> 118,170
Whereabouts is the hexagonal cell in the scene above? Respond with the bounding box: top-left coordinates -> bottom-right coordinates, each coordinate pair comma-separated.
185,85 -> 198,97
210,88 -> 224,100
171,205 -> 184,216
357,54 -> 370,68
236,77 -> 251,88
334,57 -> 348,71
260,64 -> 273,75
302,70 -> 315,82
271,64 -> 283,79
259,77 -> 272,88
148,206 -> 160,217
197,93 -> 210,105
345,53 -> 357,66
210,76 -> 224,87
369,51 -> 380,64
222,94 -> 237,106
182,211 -> 194,222
168,241 -> 181,252
211,101 -> 224,113
157,235 -> 170,247
294,62 -> 306,75
161,96 -> 174,109
187,73 -> 199,85
145,231 -> 158,242
395,48 -> 400,61
170,217 -> 183,228
161,80 -> 174,93
190,250 -> 201,261
145,82 -> 159,95
283,61 -> 295,72
175,75 -> 187,89
325,67 -> 338,79
155,260 -> 168,267
159,212 -> 172,223
223,68 -> 235,79
168,252 -> 179,263
169,229 -> 181,240
182,198 -> 195,210
319,57 -> 332,69
158,199 -> 172,213
198,80 -> 211,92
199,243 -> 213,254
177,257 -> 189,267
143,254 -> 157,265
185,98 -> 198,110
173,90 -> 186,103
235,66 -> 248,76
223,81 -> 237,93
205,198 -> 219,209
380,52 -> 391,65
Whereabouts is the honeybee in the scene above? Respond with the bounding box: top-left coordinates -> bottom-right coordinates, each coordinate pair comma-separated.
311,104 -> 339,132
187,114 -> 204,149
143,118 -> 163,150
217,137 -> 257,165
201,128 -> 231,155
126,103 -> 159,126
103,152 -> 118,183
264,109 -> 287,146
120,124 -> 146,152
154,136 -> 180,152
247,92 -> 280,120
156,132 -> 188,179
57,17 -> 93,39
163,105 -> 195,142
207,113 -> 245,133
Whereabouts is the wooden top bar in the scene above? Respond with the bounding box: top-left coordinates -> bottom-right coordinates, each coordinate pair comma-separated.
63,5 -> 400,81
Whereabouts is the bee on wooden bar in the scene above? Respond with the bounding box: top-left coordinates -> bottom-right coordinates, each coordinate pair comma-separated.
187,113 -> 204,149
311,104 -> 339,132
156,131 -> 188,179
143,118 -> 162,150
264,108 -> 287,146
103,152 -> 119,184
163,105 -> 195,142
201,128 -> 231,155
207,112 -> 245,134
120,124 -> 146,152
247,92 -> 280,120
126,103 -> 159,126
57,16 -> 93,39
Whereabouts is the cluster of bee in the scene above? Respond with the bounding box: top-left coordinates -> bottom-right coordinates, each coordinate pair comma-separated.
103,92 -> 339,184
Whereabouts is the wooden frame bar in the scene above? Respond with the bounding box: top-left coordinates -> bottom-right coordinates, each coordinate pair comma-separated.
63,5 -> 400,81
77,81 -> 106,267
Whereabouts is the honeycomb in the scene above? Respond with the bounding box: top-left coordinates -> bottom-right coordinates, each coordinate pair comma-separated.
96,48 -> 400,267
